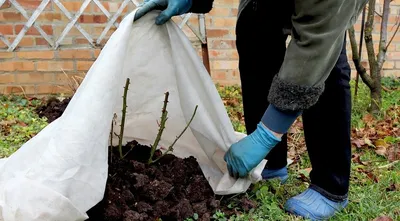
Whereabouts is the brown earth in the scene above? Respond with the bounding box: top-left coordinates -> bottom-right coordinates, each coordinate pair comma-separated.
36,97 -> 257,221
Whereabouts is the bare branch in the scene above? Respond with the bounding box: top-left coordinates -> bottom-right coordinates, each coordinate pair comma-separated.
148,92 -> 170,164
386,20 -> 400,51
118,78 -> 130,159
374,10 -> 382,18
348,27 -> 374,89
376,0 -> 391,70
365,0 -> 378,77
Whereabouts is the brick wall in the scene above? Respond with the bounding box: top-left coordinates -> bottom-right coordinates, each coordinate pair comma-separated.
0,0 -> 399,95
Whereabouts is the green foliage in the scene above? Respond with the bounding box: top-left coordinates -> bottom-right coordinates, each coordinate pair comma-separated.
216,84 -> 246,133
215,79 -> 399,220
0,95 -> 48,157
351,77 -> 400,128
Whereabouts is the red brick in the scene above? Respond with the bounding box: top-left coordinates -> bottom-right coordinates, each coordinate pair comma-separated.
212,71 -> 227,80
383,61 -> 395,69
212,17 -> 237,27
37,12 -> 62,22
0,12 -> 24,22
16,73 -> 54,83
0,61 -> 35,71
36,61 -> 74,71
18,0 -> 52,10
78,14 -> 108,23
9,37 -> 35,47
0,25 -> 14,35
211,60 -> 238,70
387,52 -> 400,60
54,26 -> 82,36
77,61 -> 93,71
0,52 -> 14,59
209,49 -> 238,59
75,38 -> 91,44
0,1 -> 11,9
210,40 -> 236,49
17,51 -> 55,59
207,29 -> 230,38
93,2 -> 110,12
36,84 -> 57,94
93,26 -> 115,36
54,1 -> 91,13
35,38 -> 50,46
231,8 -> 238,16
4,85 -> 36,95
15,25 -> 53,35
58,49 -> 92,59
389,14 -> 399,24
94,49 -> 101,58
0,74 -> 16,84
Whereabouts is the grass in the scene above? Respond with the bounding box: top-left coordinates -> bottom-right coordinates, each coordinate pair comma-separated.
0,95 -> 48,157
215,78 -> 400,221
0,78 -> 399,220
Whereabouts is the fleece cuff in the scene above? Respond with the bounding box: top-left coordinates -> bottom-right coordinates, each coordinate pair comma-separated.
261,104 -> 302,134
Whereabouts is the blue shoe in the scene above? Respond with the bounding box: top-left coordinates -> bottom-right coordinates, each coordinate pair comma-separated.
261,166 -> 289,183
284,188 -> 348,220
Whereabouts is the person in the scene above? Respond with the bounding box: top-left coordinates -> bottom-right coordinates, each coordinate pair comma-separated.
134,0 -> 368,220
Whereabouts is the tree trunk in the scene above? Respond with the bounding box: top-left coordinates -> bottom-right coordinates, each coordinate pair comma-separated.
369,70 -> 382,114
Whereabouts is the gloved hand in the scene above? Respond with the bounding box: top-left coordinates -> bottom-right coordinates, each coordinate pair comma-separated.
224,122 -> 281,178
134,0 -> 192,25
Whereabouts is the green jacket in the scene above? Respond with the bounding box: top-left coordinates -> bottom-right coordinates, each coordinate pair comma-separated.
189,0 -> 368,112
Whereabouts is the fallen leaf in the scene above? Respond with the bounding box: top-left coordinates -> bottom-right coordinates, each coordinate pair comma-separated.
373,215 -> 393,221
387,145 -> 400,162
0,119 -> 16,126
18,121 -> 27,127
365,138 -> 375,147
363,114 -> 375,126
352,139 -> 365,148
375,139 -> 389,148
357,168 -> 379,183
375,146 -> 387,157
352,154 -> 365,165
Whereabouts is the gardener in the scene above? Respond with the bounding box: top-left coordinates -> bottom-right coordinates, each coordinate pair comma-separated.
134,0 -> 368,220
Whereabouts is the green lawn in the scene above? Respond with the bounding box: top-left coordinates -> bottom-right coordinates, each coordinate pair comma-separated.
1,78 -> 399,221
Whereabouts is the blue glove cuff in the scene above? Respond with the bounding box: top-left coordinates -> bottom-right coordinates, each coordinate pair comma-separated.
261,104 -> 302,134
253,122 -> 282,147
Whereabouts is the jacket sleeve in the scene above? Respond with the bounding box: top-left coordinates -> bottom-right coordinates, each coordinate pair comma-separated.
267,0 -> 367,112
188,0 -> 214,14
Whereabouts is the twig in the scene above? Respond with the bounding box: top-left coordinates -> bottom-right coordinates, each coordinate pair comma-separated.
376,0 -> 391,70
348,26 -> 374,89
148,92 -> 170,164
152,105 -> 198,163
386,20 -> 400,51
109,113 -> 117,163
354,6 -> 367,97
378,160 -> 399,169
118,78 -> 130,159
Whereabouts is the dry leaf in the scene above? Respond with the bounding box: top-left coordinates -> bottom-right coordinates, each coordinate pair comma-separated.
352,139 -> 366,148
375,146 -> 387,157
375,139 -> 389,148
373,216 -> 393,221
364,138 -> 375,147
352,154 -> 365,165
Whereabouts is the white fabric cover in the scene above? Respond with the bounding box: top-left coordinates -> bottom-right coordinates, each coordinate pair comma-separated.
0,10 -> 266,221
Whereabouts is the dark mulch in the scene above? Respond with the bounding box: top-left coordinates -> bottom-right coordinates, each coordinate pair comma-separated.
36,97 -> 257,221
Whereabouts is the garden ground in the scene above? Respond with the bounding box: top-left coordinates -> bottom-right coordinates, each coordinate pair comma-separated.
0,78 -> 399,221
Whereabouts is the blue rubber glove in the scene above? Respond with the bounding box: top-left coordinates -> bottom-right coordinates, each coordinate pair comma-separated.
224,122 -> 281,178
134,0 -> 192,25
